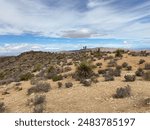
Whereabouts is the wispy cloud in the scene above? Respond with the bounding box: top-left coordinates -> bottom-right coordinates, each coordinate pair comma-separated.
0,0 -> 149,39
0,0 -> 150,55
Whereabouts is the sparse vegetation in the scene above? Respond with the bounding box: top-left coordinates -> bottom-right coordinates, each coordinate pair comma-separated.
124,75 -> 136,82
27,82 -> 51,95
114,85 -> 131,98
0,49 -> 150,113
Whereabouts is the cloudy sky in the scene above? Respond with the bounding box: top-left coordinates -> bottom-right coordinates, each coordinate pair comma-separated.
0,0 -> 150,55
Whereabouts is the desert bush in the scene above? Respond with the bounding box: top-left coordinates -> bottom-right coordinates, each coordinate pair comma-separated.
124,75 -> 136,82
114,68 -> 121,77
27,94 -> 46,106
27,94 -> 46,113
139,59 -> 145,64
126,65 -> 132,71
52,75 -> 63,82
33,95 -> 45,105
115,49 -> 124,57
20,72 -> 34,81
0,101 -> 5,113
73,61 -> 94,80
65,82 -> 73,88
135,68 -> 144,76
114,85 -> 131,98
122,62 -> 128,68
27,82 -> 51,95
58,82 -> 63,88
104,74 -> 114,81
143,71 -> 150,81
144,63 -> 150,70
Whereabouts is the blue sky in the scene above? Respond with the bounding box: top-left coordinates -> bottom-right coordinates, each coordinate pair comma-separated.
0,0 -> 150,55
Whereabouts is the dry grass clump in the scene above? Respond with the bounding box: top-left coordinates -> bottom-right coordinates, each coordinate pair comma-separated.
124,75 -> 136,82
27,82 -> 51,95
0,101 -> 5,113
114,85 -> 131,98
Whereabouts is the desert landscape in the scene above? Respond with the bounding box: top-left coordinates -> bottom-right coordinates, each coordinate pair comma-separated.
0,48 -> 150,113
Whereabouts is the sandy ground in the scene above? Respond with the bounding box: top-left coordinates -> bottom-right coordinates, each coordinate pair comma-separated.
0,54 -> 150,113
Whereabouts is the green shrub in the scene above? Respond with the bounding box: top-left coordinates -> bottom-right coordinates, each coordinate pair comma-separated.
52,75 -> 63,82
74,61 -> 94,80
